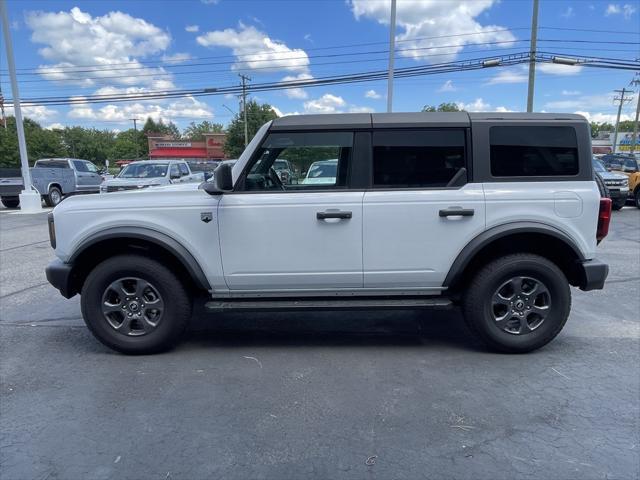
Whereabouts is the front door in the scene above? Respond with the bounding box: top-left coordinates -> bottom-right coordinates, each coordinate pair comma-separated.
218,130 -> 363,292
362,129 -> 485,289
73,160 -> 102,192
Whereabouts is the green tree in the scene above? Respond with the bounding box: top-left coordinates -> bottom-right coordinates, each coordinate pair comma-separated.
60,127 -> 116,165
224,100 -> 279,158
142,117 -> 180,138
422,102 -> 463,112
0,116 -> 66,167
109,129 -> 146,160
183,121 -> 224,140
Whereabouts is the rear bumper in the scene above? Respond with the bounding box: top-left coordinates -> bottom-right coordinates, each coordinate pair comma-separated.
45,259 -> 76,298
578,259 -> 609,291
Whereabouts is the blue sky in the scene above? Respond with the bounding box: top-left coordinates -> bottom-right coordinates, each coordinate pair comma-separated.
1,0 -> 639,131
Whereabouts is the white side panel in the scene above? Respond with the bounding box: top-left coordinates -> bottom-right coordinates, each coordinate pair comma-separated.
483,181 -> 599,259
218,191 -> 364,290
52,189 -> 226,291
363,183 -> 486,288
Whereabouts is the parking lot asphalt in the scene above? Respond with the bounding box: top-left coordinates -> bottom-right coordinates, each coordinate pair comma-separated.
1,205 -> 638,480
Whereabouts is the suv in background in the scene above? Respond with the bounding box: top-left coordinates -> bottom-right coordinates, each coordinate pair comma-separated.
46,112 -> 610,355
614,156 -> 640,208
593,158 -> 629,210
600,153 -> 630,171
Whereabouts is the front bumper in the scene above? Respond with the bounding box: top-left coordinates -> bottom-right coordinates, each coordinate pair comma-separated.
577,259 -> 609,291
45,259 -> 76,298
606,187 -> 629,200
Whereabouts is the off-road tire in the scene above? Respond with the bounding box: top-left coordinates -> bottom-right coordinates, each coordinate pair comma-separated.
81,255 -> 192,354
462,253 -> 571,353
0,196 -> 20,209
44,186 -> 63,207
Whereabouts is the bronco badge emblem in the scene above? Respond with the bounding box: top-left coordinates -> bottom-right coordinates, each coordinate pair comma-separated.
200,212 -> 213,223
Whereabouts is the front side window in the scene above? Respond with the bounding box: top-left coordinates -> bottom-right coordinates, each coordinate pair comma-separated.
241,131 -> 353,191
372,130 -> 466,188
73,160 -> 89,172
490,126 -> 579,177
178,163 -> 189,176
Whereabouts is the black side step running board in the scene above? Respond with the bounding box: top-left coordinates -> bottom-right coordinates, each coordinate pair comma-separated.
205,297 -> 452,312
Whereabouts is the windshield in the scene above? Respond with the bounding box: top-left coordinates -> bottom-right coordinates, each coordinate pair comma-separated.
307,161 -> 337,178
592,160 -> 606,173
273,160 -> 289,171
118,163 -> 168,178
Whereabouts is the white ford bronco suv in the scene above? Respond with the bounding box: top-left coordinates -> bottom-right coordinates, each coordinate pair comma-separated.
45,112 -> 611,354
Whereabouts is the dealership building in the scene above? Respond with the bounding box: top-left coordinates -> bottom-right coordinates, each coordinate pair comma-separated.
147,132 -> 228,161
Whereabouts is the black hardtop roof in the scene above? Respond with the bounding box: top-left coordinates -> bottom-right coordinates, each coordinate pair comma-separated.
270,112 -> 587,130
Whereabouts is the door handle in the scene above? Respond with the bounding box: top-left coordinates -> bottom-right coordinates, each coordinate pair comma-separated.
439,208 -> 474,217
317,210 -> 352,220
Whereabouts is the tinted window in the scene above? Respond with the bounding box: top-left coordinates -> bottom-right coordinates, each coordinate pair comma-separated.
490,126 -> 579,177
372,130 -> 466,188
178,163 -> 189,176
35,160 -> 68,169
72,160 -> 90,172
243,131 -> 353,191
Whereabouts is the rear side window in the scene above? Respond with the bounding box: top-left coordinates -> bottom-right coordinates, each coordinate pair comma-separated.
179,163 -> 189,176
35,161 -> 68,169
490,126 -> 579,177
372,130 -> 466,188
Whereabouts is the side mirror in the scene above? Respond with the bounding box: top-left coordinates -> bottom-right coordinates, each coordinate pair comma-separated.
203,163 -> 233,195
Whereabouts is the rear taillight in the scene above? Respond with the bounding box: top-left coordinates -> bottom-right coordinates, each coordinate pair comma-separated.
596,197 -> 612,243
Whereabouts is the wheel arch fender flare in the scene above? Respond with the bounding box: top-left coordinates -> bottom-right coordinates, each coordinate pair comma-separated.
443,222 -> 586,289
69,226 -> 211,291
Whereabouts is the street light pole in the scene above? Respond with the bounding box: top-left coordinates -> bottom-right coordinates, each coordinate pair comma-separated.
526,0 -> 540,113
386,0 -> 397,113
1,0 -> 42,212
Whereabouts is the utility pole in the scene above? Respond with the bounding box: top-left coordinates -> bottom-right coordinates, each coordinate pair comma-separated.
239,74 -> 250,147
613,88 -> 633,154
386,0 -> 397,113
0,85 -> 6,129
1,0 -> 41,212
130,118 -> 139,158
526,0 -> 540,112
629,71 -> 640,154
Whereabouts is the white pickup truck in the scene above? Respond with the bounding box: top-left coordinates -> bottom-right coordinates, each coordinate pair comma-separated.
46,112 -> 610,354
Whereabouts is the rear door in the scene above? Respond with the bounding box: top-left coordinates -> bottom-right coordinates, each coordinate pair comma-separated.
362,129 -> 485,289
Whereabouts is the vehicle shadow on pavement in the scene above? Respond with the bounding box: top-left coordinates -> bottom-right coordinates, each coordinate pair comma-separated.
183,308 -> 483,351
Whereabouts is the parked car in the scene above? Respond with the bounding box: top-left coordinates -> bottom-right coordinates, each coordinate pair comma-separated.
301,159 -> 338,185
46,112 -> 610,355
600,153 -> 631,171
592,159 -> 628,210
0,158 -> 102,208
100,160 -> 204,193
273,159 -> 298,185
611,156 -> 640,208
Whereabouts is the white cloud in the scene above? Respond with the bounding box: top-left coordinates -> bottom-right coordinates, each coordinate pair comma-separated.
197,23 -> 310,73
161,52 -> 192,64
304,94 -> 346,114
185,25 -> 200,33
302,93 -> 372,114
561,90 -> 581,96
574,111 -> 633,123
437,80 -> 457,92
25,7 -> 172,87
545,92 -> 616,111
201,0 -> 220,4
282,73 -> 313,99
456,98 -> 512,112
6,105 -> 58,123
537,63 -> 583,76
45,123 -> 65,130
349,0 -> 516,62
486,68 -> 527,84
68,96 -> 214,123
365,89 -> 382,99
605,3 -> 637,18
561,7 -> 575,18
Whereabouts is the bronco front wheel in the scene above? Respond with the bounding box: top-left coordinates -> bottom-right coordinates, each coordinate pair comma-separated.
462,253 -> 571,353
81,255 -> 191,354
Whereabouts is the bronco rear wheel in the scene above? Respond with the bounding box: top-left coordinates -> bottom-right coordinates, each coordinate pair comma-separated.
462,253 -> 571,353
81,254 -> 191,354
